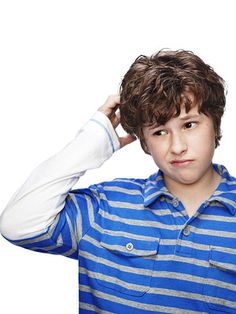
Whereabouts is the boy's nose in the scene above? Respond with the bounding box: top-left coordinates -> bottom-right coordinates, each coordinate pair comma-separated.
170,133 -> 187,155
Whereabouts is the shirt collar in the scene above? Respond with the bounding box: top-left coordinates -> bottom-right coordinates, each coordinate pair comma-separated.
210,164 -> 236,215
144,164 -> 236,216
143,171 -> 172,207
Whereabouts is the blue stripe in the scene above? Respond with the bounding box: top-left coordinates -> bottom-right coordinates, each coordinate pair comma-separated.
5,164 -> 236,313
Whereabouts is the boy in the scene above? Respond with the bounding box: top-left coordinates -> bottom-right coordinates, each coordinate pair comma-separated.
1,49 -> 236,313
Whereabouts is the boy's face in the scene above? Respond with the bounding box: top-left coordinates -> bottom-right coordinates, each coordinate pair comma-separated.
143,94 -> 216,188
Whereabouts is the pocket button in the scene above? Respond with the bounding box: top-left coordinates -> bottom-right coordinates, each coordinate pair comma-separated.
126,242 -> 134,251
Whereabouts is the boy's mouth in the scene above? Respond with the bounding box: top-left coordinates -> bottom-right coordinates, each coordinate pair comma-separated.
170,159 -> 194,166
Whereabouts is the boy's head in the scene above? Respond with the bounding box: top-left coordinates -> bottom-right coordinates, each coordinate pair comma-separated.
119,49 -> 226,153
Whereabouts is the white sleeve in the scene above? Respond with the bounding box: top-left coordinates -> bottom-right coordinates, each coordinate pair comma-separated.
0,111 -> 120,240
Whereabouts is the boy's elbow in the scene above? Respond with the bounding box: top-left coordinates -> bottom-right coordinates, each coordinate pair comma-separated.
0,211 -> 18,240
0,209 -> 31,241
0,212 -> 12,239
0,206 -> 50,241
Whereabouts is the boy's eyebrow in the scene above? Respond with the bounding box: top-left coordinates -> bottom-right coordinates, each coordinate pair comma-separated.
179,113 -> 200,121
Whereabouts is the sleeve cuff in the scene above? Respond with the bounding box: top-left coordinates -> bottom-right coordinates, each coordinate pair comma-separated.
88,111 -> 121,152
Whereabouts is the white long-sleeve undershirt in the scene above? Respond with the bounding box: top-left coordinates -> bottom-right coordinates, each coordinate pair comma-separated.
0,111 -> 120,240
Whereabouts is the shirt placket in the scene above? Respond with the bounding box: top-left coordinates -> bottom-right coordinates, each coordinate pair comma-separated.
174,200 -> 211,257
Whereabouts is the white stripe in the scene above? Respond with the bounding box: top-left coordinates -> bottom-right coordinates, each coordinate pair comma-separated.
81,266 -> 236,309
99,208 -> 178,230
80,302 -> 113,314
79,247 -> 236,292
79,284 -> 207,313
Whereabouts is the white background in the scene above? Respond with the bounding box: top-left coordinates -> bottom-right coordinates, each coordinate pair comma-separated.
0,0 -> 235,313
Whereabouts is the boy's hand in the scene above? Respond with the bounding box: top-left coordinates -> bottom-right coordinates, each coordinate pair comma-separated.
98,95 -> 136,148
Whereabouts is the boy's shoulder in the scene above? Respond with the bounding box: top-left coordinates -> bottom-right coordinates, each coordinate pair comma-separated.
210,164 -> 236,214
87,171 -> 167,207
216,164 -> 236,184
70,173 -> 159,201
94,171 -> 162,192
94,176 -> 150,193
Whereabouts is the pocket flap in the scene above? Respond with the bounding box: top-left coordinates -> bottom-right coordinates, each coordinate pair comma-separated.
100,232 -> 159,257
209,247 -> 236,273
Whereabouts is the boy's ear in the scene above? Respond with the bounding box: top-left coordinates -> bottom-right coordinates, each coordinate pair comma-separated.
140,140 -> 150,155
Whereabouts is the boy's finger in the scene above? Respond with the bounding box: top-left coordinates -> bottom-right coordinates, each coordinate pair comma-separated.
98,95 -> 120,116
119,134 -> 137,148
111,115 -> 120,129
106,94 -> 120,109
111,111 -> 120,129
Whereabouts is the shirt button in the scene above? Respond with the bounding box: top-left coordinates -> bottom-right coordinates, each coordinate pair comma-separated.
183,226 -> 191,236
126,242 -> 134,251
172,198 -> 179,207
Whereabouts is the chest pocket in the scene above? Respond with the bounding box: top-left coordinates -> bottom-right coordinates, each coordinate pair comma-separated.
204,247 -> 236,313
95,232 -> 159,297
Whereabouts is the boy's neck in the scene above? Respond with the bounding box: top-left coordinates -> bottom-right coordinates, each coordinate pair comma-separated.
164,165 -> 221,217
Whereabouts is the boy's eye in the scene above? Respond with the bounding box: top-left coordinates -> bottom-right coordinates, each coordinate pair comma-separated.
153,130 -> 168,136
184,121 -> 197,129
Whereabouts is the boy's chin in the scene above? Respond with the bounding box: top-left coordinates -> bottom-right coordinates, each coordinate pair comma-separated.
166,173 -> 202,186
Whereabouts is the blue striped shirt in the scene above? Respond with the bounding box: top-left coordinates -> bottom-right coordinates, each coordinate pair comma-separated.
7,163 -> 236,313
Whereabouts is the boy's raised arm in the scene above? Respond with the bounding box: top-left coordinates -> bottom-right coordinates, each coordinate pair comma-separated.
0,95 -> 135,241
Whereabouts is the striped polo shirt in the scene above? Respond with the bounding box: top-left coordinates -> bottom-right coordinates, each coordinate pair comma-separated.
8,163 -> 236,313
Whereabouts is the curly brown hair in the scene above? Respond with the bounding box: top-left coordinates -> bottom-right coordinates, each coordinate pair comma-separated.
119,49 -> 226,152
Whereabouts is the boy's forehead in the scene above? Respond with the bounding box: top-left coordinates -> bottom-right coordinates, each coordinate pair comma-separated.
178,104 -> 200,119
